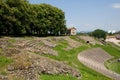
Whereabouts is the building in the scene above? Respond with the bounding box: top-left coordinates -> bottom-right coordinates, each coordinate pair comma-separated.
67,27 -> 76,35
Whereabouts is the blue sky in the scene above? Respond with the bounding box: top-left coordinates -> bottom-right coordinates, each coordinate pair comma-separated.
29,0 -> 120,32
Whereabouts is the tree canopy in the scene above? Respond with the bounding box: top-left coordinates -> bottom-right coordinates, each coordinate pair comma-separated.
91,29 -> 107,40
0,0 -> 67,36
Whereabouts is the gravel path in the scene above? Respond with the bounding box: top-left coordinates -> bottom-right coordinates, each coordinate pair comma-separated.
78,48 -> 120,80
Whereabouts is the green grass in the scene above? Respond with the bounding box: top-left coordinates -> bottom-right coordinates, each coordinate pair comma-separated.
94,43 -> 120,74
70,36 -> 80,41
102,46 -> 120,57
0,56 -> 12,67
0,48 -> 2,53
41,41 -> 111,80
70,36 -> 85,44
9,38 -> 16,43
107,42 -> 120,50
58,39 -> 68,48
0,70 -> 7,75
93,44 -> 120,57
0,36 -> 114,80
41,74 -> 77,80
38,42 -> 44,46
109,62 -> 120,74
105,58 -> 120,74
0,56 -> 12,76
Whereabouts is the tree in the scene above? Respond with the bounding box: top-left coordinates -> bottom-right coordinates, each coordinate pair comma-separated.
0,0 -> 29,35
0,1 -> 67,36
92,29 -> 107,40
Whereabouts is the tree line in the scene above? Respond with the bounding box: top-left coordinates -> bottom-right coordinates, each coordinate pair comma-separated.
0,0 -> 67,36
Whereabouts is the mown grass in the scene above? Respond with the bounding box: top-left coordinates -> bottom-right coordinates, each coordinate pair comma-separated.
41,40 -> 111,80
41,74 -> 77,80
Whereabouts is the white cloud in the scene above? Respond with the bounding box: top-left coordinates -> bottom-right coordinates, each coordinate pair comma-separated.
112,3 -> 120,8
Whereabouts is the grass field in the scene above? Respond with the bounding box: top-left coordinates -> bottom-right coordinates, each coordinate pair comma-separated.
41,39 -> 111,80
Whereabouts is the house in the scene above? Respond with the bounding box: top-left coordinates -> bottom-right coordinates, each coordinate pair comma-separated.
67,27 -> 76,35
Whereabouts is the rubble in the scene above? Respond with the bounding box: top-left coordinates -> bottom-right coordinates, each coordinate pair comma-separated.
7,52 -> 80,80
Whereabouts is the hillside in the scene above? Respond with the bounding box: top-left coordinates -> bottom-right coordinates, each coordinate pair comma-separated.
0,36 -> 120,80
78,48 -> 120,80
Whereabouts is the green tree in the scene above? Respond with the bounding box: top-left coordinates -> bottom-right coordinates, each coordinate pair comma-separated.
92,29 -> 107,40
0,1 -> 67,36
0,0 -> 29,35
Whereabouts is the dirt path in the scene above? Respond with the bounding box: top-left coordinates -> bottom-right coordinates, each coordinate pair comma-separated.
78,48 -> 120,80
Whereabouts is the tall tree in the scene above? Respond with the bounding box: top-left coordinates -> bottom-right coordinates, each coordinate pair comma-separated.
0,1 -> 67,36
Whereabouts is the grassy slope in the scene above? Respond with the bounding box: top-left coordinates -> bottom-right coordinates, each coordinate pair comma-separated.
41,38 -> 111,80
93,41 -> 120,74
97,43 -> 120,74
93,44 -> 120,57
106,61 -> 120,74
108,42 -> 120,50
109,62 -> 120,74
0,36 -> 113,80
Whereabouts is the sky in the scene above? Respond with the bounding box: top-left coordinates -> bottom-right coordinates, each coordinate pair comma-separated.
29,0 -> 120,32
